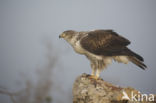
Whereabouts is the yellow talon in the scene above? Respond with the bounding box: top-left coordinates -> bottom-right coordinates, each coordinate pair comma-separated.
89,75 -> 99,80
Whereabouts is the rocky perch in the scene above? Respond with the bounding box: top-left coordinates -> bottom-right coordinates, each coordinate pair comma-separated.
72,73 -> 156,103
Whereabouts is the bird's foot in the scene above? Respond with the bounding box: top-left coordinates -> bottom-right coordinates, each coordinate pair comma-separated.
89,75 -> 99,80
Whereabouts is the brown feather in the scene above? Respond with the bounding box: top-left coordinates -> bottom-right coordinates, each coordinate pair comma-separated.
128,57 -> 147,70
80,30 -> 130,56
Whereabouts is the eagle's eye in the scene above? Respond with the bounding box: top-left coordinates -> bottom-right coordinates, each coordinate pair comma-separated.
62,33 -> 66,37
59,32 -> 67,38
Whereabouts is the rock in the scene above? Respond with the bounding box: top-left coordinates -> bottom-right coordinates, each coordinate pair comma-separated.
72,73 -> 156,103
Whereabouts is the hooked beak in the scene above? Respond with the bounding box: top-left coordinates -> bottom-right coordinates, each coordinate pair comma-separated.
59,35 -> 62,38
59,33 -> 65,38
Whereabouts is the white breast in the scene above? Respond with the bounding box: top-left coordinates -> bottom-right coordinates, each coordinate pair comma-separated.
69,34 -> 104,60
74,41 -> 86,54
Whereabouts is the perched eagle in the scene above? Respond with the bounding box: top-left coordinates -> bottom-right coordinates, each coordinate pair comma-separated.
59,30 -> 147,79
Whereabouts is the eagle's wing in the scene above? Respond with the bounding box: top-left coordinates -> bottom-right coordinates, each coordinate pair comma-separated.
80,30 -> 131,56
80,30 -> 144,61
80,29 -> 146,69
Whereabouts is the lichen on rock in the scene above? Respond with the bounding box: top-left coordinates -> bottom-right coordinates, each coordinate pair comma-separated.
72,73 -> 156,103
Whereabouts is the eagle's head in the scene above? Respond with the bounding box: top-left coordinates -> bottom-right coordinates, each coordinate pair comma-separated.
59,30 -> 77,41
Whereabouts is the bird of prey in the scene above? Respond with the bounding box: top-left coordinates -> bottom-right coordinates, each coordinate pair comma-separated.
59,30 -> 147,79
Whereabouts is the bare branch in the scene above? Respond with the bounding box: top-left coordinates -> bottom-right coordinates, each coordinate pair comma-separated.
0,88 -> 27,103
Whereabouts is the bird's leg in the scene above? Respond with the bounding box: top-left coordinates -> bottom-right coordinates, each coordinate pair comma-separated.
90,63 -> 96,76
91,68 -> 96,76
89,69 -> 99,80
89,63 -> 97,79
95,69 -> 101,79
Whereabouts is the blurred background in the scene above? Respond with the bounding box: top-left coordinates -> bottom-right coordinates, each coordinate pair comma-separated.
0,0 -> 156,103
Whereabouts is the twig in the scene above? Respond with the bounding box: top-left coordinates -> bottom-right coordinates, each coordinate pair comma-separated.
0,88 -> 26,103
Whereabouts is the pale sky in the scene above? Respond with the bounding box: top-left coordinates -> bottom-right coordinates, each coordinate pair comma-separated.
0,0 -> 156,103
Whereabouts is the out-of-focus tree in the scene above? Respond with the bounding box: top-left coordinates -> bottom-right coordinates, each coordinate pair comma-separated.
0,41 -> 58,103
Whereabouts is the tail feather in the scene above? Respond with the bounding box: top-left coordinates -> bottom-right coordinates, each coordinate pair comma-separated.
125,48 -> 144,61
128,57 -> 147,70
